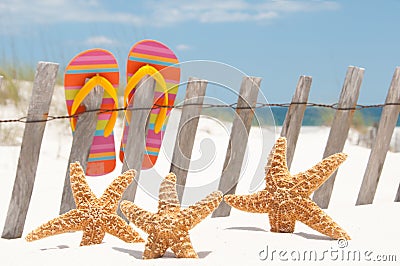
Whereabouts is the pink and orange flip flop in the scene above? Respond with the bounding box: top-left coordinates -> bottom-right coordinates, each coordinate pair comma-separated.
120,40 -> 181,169
64,49 -> 119,176
64,40 -> 180,175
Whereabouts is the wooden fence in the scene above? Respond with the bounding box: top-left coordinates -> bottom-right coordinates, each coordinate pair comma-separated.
1,62 -> 400,239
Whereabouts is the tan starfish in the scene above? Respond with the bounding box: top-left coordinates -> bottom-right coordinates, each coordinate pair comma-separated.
224,137 -> 350,240
25,162 -> 144,246
120,173 -> 223,259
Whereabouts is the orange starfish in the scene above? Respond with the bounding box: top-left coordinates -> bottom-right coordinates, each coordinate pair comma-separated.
25,162 -> 144,246
224,137 -> 350,240
121,173 -> 223,259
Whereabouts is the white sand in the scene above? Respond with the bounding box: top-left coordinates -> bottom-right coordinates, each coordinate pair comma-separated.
1,91 -> 399,265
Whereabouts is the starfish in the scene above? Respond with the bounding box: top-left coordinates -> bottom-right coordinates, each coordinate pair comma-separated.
120,173 -> 223,259
25,161 -> 144,246
224,137 -> 350,240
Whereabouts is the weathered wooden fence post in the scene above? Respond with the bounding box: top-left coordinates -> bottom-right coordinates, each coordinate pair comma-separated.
213,76 -> 261,217
395,183 -> 400,202
0,75 -> 3,88
313,66 -> 364,209
117,76 -> 155,218
356,67 -> 400,205
280,75 -> 312,169
59,86 -> 103,214
170,77 -> 208,201
2,62 -> 59,239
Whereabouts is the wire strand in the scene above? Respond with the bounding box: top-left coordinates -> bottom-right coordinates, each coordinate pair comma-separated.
0,101 -> 399,124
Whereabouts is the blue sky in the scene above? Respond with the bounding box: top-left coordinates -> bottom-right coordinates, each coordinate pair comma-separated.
1,0 -> 400,104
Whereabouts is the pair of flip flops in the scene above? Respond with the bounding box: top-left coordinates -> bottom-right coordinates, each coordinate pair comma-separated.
64,40 -> 180,176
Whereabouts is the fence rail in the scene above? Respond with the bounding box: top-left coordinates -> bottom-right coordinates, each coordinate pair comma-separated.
1,63 -> 400,239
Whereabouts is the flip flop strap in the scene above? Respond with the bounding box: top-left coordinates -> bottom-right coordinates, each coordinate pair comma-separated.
124,64 -> 169,134
71,74 -> 118,137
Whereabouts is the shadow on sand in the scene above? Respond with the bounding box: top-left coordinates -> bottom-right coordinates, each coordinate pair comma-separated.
225,227 -> 335,241
40,245 -> 70,251
294,232 -> 333,241
225,226 -> 267,232
113,247 -> 212,259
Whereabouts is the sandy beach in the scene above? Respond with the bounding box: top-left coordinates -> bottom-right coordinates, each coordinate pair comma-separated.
1,94 -> 399,265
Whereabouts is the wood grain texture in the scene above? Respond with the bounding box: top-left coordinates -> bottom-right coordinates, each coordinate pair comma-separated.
118,75 -> 156,218
213,76 -> 261,217
280,75 -> 312,170
313,66 -> 364,209
2,62 -> 59,239
356,67 -> 400,205
59,85 -> 103,214
170,77 -> 208,201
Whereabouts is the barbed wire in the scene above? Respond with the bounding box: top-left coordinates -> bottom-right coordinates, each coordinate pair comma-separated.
0,101 -> 399,124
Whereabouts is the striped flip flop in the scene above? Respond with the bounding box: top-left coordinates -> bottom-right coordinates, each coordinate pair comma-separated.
120,40 -> 180,169
65,49 -> 119,176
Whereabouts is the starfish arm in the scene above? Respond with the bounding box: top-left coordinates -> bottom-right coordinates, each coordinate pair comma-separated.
268,209 -> 296,233
180,191 -> 223,230
102,214 -> 144,243
143,232 -> 168,260
80,220 -> 106,246
224,191 -> 267,213
120,200 -> 155,233
25,209 -> 84,242
265,137 -> 289,189
293,197 -> 350,240
291,153 -> 347,196
158,173 -> 180,212
170,231 -> 198,258
69,162 -> 97,207
99,169 -> 136,212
